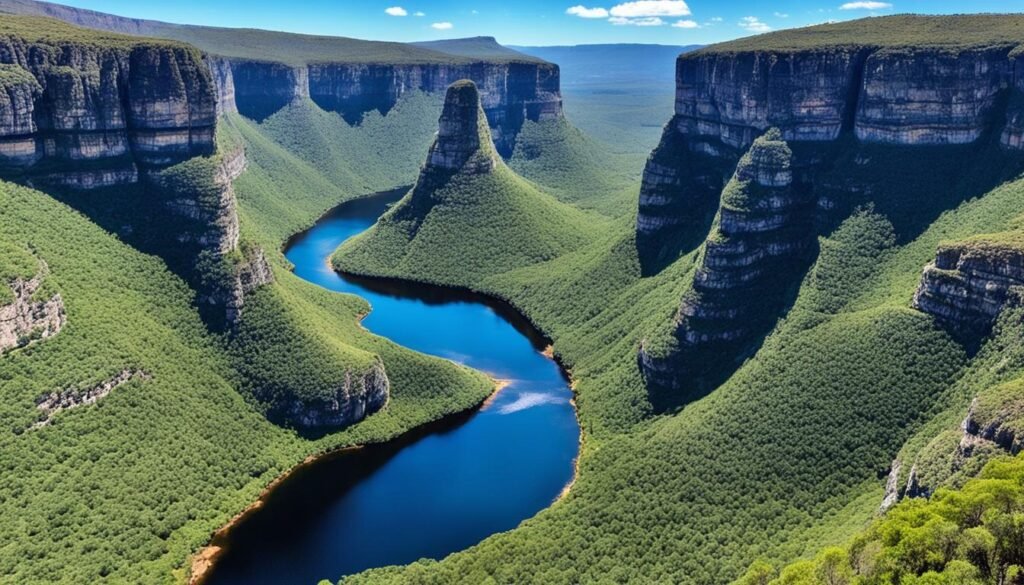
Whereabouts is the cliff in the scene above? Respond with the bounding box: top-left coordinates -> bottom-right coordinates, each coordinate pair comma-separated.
637,15 -> 1024,270
0,0 -> 563,156
640,130 -> 815,392
913,235 -> 1024,335
0,17 -> 216,189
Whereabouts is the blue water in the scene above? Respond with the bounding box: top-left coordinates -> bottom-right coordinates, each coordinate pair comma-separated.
206,191 -> 580,585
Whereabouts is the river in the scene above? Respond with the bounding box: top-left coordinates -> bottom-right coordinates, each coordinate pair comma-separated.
205,190 -> 580,584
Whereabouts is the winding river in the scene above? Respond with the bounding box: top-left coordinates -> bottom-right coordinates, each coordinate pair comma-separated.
205,190 -> 580,585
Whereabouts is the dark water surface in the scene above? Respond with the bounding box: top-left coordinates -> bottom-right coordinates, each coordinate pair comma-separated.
206,191 -> 580,585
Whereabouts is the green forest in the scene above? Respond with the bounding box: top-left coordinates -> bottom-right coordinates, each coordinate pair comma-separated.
3,8 -> 1024,585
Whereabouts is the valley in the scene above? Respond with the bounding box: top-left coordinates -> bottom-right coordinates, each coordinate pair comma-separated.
2,2 -> 1024,585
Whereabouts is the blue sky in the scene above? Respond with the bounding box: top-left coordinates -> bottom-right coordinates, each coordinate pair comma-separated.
59,0 -> 1024,46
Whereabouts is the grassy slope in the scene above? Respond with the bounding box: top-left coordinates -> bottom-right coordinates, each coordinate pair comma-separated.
335,158 -> 602,286
330,68 -> 1024,585
0,91 -> 498,583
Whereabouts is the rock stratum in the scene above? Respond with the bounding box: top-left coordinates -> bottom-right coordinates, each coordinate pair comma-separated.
638,16 -> 1024,267
640,129 -> 815,393
0,21 -> 215,189
0,0 -> 563,155
638,15 -> 1024,394
0,258 -> 64,353
913,238 -> 1024,336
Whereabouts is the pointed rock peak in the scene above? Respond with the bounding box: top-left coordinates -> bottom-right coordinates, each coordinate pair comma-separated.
736,128 -> 793,188
427,80 -> 497,174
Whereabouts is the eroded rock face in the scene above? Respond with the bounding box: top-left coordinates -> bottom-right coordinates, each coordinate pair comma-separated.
638,45 -> 1024,265
640,130 -> 815,392
0,264 -> 65,353
426,80 -> 496,174
211,59 -> 561,155
284,359 -> 390,429
912,242 -> 1024,335
33,369 -> 149,429
0,35 -> 216,187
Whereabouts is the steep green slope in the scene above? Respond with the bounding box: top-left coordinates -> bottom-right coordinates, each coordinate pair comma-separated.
334,81 -> 600,286
742,452 -> 1024,585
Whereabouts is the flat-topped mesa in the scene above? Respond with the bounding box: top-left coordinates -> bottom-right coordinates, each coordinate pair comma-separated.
0,22 -> 216,189
426,80 -> 497,174
640,129 -> 815,392
912,238 -> 1024,336
637,16 -> 1024,271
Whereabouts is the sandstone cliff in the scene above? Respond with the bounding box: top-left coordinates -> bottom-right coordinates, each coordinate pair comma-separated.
912,238 -> 1024,335
283,359 -> 390,429
637,16 -> 1024,270
640,130 -> 815,392
0,20 -> 216,189
0,0 -> 563,156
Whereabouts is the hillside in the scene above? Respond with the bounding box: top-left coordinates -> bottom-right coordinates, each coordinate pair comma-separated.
334,80 -> 598,285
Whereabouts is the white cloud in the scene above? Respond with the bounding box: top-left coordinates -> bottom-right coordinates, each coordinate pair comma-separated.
609,0 -> 690,17
431,21 -> 454,29
566,5 -> 610,18
609,15 -> 665,25
710,16 -> 723,21
672,19 -> 699,28
414,11 -> 425,16
384,6 -> 408,16
839,1 -> 892,8
739,16 -> 771,32
774,11 -> 790,18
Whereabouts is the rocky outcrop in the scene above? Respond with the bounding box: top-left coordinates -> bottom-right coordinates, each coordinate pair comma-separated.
637,29 -> 1024,266
222,246 -> 274,325
640,130 -> 815,391
0,261 -> 65,353
912,241 -> 1024,335
390,79 -> 500,225
32,369 -> 149,429
426,80 -> 497,174
283,359 -> 389,429
0,30 -> 216,188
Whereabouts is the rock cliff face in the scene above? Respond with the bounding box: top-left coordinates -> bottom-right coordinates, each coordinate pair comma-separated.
212,59 -> 561,154
640,130 -> 814,392
0,261 -> 65,353
912,241 -> 1024,335
391,79 -> 499,225
283,360 -> 390,429
638,39 -> 1024,267
0,31 -> 216,188
33,369 -> 149,429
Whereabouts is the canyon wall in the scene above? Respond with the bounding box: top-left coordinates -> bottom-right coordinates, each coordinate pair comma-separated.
638,44 -> 1024,267
211,59 -> 562,155
0,34 -> 216,189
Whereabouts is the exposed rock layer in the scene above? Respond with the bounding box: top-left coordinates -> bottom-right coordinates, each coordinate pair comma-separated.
213,59 -> 561,155
283,360 -> 390,429
912,242 -> 1024,335
640,130 -> 815,391
33,369 -> 149,429
638,43 -> 1024,264
0,264 -> 65,353
0,31 -> 216,188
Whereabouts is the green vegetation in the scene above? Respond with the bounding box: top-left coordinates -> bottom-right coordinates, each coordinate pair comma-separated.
698,14 -> 1024,55
0,87 -> 493,582
0,13 -> 198,52
740,453 -> 1024,585
508,117 -> 642,216
335,155 -> 602,285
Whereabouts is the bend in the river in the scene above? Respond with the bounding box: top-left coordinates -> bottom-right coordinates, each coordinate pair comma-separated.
204,190 -> 580,585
